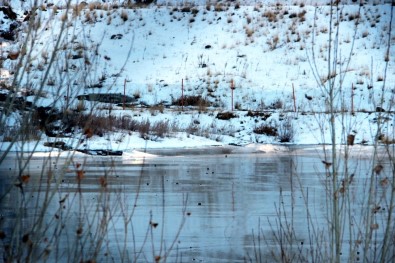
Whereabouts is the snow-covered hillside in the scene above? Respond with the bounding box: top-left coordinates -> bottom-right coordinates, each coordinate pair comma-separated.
0,0 -> 394,152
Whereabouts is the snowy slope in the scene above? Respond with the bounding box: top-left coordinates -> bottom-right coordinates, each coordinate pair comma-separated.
0,0 -> 394,152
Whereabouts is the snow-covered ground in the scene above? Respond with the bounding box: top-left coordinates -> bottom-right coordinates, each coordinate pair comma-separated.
0,0 -> 394,153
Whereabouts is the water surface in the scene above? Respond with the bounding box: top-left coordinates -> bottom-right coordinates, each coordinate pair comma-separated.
0,147 -> 392,262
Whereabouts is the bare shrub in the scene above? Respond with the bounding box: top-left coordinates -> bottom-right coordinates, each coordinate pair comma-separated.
253,122 -> 278,136
198,99 -> 208,113
269,99 -> 283,109
186,121 -> 199,135
172,95 -> 210,107
151,120 -> 170,138
115,115 -> 139,131
149,104 -> 164,115
60,113 -> 172,140
79,114 -> 115,137
181,6 -> 191,12
32,106 -> 62,134
133,0 -> 155,6
1,125 -> 41,142
47,77 -> 56,86
138,119 -> 150,139
246,111 -> 272,120
277,117 -> 294,142
216,112 -> 237,120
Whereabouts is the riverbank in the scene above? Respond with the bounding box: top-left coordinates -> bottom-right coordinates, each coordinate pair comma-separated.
1,138 -> 392,160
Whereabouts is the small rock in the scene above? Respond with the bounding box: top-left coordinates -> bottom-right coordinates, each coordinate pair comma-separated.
110,34 -> 123,40
376,106 -> 385,112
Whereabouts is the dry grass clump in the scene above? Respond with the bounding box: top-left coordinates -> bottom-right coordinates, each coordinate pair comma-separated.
267,34 -> 280,50
263,9 -> 278,23
245,26 -> 254,38
214,3 -> 225,12
191,8 -> 199,16
246,15 -> 252,24
81,9 -> 98,23
60,11 -> 68,22
89,2 -> 102,11
72,3 -> 84,17
253,5 -> 262,12
348,12 -> 360,21
227,16 -> 233,23
120,9 -> 128,21
297,10 -> 306,22
102,3 -> 110,11
379,134 -> 395,144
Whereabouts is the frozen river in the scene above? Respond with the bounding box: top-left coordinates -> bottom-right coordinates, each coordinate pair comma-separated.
0,146 -> 393,262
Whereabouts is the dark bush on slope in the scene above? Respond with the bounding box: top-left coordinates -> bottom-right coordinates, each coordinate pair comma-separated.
172,95 -> 210,107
